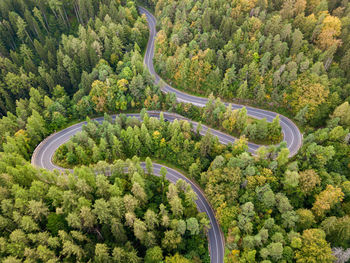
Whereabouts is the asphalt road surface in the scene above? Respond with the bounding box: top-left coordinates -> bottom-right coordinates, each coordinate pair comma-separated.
31,7 -> 304,263
138,6 -> 303,157
31,113 -> 225,263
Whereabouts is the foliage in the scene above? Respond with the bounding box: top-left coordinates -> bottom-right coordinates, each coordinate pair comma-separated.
0,0 -> 350,262
0,157 -> 208,261
153,0 -> 350,127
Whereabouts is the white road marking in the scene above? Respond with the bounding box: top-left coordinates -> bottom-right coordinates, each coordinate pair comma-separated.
40,126 -> 82,168
139,7 -> 302,157
33,7 -> 303,263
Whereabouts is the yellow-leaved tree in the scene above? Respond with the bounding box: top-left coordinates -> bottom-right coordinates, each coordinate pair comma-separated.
295,229 -> 335,263
312,185 -> 344,218
89,80 -> 110,113
287,73 -> 329,120
317,13 -> 342,51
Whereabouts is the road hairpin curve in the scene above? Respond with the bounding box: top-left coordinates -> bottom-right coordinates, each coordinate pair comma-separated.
32,7 -> 303,263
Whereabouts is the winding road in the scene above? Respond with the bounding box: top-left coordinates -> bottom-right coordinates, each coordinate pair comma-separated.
31,7 -> 304,263
139,6 -> 302,157
31,113 -> 225,263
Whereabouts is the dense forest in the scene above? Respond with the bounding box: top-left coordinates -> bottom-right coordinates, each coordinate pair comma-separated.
186,96 -> 283,144
0,0 -> 349,262
0,0 -> 152,116
0,0 -> 212,261
56,112 -> 350,262
0,0 -> 168,155
0,154 -> 209,262
152,0 -> 350,127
